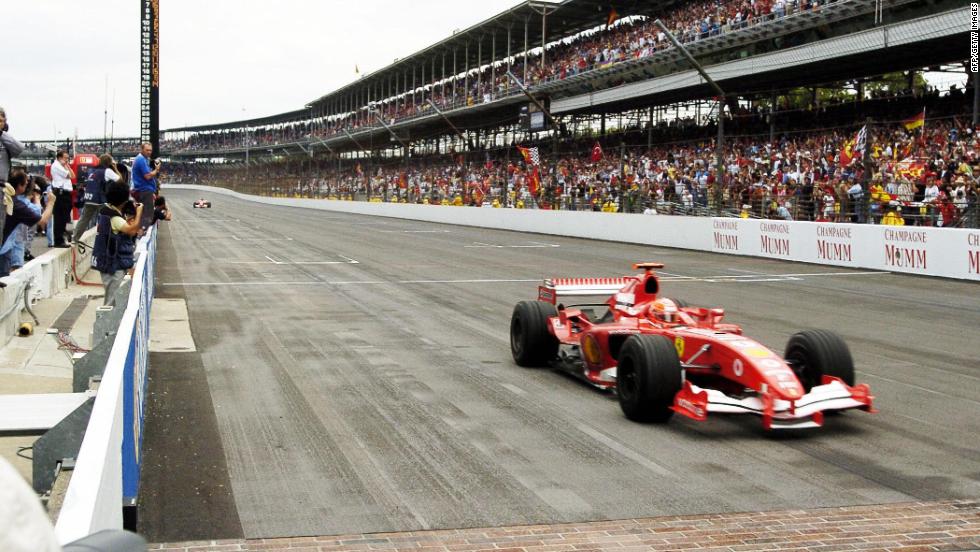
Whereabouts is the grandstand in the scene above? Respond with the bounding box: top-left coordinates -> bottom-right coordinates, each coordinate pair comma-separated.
134,0 -> 980,226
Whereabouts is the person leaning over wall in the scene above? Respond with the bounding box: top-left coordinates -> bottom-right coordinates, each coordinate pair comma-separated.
92,182 -> 142,307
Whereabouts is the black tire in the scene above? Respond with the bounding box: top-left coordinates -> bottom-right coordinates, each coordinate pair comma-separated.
616,334 -> 683,423
510,301 -> 559,367
784,329 -> 855,392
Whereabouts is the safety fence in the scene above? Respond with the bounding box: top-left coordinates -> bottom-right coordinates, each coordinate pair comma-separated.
53,226 -> 157,545
170,184 -> 980,281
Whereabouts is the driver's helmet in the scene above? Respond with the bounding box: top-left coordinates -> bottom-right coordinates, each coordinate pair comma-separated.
649,298 -> 679,323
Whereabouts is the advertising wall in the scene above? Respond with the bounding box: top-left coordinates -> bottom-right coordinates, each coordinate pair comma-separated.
171,185 -> 980,282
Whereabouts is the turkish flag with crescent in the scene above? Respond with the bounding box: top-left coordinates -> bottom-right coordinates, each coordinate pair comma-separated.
591,142 -> 603,163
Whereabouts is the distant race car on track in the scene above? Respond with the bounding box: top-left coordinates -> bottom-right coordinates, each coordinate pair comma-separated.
193,198 -> 212,208
510,263 -> 875,430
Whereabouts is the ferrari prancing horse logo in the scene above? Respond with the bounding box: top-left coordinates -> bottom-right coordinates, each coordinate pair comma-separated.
674,337 -> 685,358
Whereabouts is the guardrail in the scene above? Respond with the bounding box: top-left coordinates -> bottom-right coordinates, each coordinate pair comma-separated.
170,184 -> 980,281
54,226 -> 157,545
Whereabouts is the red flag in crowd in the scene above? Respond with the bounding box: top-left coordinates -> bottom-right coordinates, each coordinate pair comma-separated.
591,142 -> 603,162
528,166 -> 541,196
895,157 -> 926,181
838,126 -> 866,166
607,7 -> 619,28
398,172 -> 408,189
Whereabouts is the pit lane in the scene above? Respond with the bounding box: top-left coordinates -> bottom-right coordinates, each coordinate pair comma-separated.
142,189 -> 980,541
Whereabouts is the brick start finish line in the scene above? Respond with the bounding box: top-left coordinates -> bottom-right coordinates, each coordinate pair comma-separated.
151,499 -> 980,551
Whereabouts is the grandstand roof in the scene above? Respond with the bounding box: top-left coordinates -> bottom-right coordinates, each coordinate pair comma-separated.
163,0 -> 684,134
164,107 -> 312,134
305,0 -> 673,111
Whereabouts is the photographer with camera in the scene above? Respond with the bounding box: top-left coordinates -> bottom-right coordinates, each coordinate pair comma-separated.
132,142 -> 160,230
92,182 -> 142,306
72,154 -> 121,244
1,170 -> 55,278
0,107 -> 25,239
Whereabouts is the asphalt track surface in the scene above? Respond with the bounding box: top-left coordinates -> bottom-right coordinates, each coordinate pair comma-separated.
143,189 -> 980,541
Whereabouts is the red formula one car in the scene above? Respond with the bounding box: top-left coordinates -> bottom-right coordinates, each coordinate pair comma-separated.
193,198 -> 212,208
510,263 -> 875,430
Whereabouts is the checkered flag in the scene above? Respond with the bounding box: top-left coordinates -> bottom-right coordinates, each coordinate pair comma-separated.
517,145 -> 541,166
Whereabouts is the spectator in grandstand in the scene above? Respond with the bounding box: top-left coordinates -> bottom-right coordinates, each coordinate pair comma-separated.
0,107 -> 24,238
92,182 -> 142,306
49,150 -> 75,247
73,153 -> 121,244
132,142 -> 161,229
0,170 -> 55,278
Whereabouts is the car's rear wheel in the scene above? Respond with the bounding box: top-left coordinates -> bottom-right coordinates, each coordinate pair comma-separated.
510,301 -> 559,367
616,334 -> 682,423
784,329 -> 855,392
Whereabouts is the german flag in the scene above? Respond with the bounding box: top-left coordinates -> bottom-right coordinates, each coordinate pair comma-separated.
607,7 -> 619,28
902,109 -> 925,131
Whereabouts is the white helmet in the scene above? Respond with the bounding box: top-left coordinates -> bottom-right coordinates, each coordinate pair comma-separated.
650,298 -> 678,323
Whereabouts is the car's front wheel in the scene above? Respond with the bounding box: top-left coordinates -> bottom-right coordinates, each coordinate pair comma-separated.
616,334 -> 682,423
784,329 -> 855,392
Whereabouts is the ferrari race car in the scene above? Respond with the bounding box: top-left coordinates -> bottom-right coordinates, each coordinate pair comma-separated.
193,198 -> 212,208
510,263 -> 875,430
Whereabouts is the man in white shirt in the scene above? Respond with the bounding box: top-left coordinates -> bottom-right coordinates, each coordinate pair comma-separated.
49,150 -> 75,247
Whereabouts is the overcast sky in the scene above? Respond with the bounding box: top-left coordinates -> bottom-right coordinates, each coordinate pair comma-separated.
2,0 -> 521,141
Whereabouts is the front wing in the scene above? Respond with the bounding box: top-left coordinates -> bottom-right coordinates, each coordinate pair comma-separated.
672,376 -> 875,430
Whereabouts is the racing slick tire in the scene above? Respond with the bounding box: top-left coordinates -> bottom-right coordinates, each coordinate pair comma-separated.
616,334 -> 683,423
510,301 -> 559,367
784,329 -> 855,392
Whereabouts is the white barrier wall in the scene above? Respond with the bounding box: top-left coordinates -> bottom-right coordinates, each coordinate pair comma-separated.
171,185 -> 980,281
54,227 -> 157,545
0,228 -> 96,347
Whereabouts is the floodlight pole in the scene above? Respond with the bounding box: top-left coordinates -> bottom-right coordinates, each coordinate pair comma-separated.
652,19 -> 725,184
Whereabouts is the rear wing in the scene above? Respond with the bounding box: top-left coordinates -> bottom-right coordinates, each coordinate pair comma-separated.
537,277 -> 635,304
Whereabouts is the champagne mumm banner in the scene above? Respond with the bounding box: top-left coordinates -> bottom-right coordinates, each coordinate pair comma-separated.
141,0 -> 159,156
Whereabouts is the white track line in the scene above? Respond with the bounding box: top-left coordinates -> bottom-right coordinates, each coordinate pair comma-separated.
164,278 -> 541,287
575,424 -> 671,476
659,271 -> 889,282
229,235 -> 294,242
225,255 -> 360,265
165,271 -> 888,287
378,230 -> 453,234
464,242 -> 561,248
